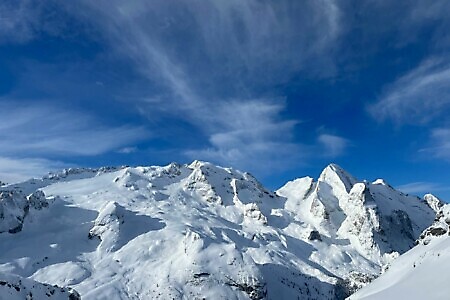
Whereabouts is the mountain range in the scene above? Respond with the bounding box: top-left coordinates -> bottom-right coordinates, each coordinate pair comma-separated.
0,161 -> 446,299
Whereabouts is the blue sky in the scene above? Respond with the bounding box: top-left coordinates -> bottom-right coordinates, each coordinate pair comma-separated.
1,0 -> 450,200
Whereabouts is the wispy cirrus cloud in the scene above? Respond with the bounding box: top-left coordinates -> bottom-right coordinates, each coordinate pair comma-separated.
369,58 -> 450,124
396,181 -> 446,196
117,147 -> 138,154
0,1 -> 348,176
0,101 -> 149,157
0,0 -> 74,44
0,156 -> 67,184
0,98 -> 150,183
56,0 -> 342,172
0,100 -> 149,181
0,0 -> 41,43
421,128 -> 450,160
79,0 -> 341,90
184,99 -> 305,172
370,57 -> 450,165
317,134 -> 349,157
364,1 -> 450,170
366,0 -> 450,126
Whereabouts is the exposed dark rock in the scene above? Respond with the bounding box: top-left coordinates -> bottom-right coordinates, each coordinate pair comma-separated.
308,230 -> 322,241
417,205 -> 450,245
0,190 -> 29,234
8,224 -> 23,234
0,274 -> 80,299
429,227 -> 447,236
341,272 -> 377,297
224,276 -> 266,300
419,227 -> 447,241
27,190 -> 48,210
193,272 -> 210,279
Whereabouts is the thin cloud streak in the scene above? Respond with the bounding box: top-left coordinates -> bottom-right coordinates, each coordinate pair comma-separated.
370,57 -> 450,165
0,0 -> 41,43
0,0 -> 74,44
0,101 -> 149,157
317,134 -> 349,158
370,58 -> 450,124
0,156 -> 67,184
184,99 -> 305,172
367,0 -> 450,164
396,181 -> 445,196
76,0 -> 342,103
421,128 -> 450,160
60,0 -> 342,172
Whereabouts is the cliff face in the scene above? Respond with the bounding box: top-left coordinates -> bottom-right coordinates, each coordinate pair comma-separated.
350,202 -> 450,300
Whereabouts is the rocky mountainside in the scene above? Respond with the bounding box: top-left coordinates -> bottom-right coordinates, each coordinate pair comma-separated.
0,162 -> 441,299
0,273 -> 80,300
277,164 -> 440,292
349,202 -> 449,299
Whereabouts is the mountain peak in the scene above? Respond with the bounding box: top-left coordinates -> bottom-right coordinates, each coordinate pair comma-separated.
279,161 -> 437,271
188,160 -> 216,170
188,160 -> 206,168
373,178 -> 387,185
319,163 -> 357,193
423,193 -> 445,212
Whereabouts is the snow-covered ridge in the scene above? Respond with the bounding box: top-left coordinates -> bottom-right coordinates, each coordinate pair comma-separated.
349,203 -> 450,300
0,161 -> 441,299
5,166 -> 124,195
0,273 -> 80,300
277,163 -> 440,291
0,189 -> 50,234
417,202 -> 450,245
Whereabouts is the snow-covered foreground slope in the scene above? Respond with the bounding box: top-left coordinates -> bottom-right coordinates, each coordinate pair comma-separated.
349,203 -> 450,299
0,162 -> 440,299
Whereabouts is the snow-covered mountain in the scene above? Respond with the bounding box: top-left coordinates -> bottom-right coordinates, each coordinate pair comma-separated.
349,201 -> 449,299
0,162 -> 440,299
0,272 -> 80,300
277,164 -> 439,292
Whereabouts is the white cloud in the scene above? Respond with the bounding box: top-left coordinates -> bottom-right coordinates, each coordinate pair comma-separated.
0,101 -> 149,157
184,99 -> 305,172
0,1 -> 69,44
0,1 -> 347,174
186,141 -> 304,173
317,134 -> 349,157
70,0 -> 341,110
396,181 -> 444,195
117,147 -> 137,154
0,1 -> 37,43
0,156 -> 67,184
58,1 -> 342,172
370,58 -> 450,124
370,56 -> 450,165
422,128 -> 450,160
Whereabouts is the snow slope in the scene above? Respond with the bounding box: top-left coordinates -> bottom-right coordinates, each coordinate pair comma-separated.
0,161 -> 439,299
0,273 -> 80,300
349,203 -> 450,299
277,164 -> 439,291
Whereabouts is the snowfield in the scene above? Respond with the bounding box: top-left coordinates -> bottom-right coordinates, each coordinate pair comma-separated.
0,161 -> 442,299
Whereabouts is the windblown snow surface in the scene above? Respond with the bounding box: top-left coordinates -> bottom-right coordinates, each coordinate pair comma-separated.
0,161 -> 440,299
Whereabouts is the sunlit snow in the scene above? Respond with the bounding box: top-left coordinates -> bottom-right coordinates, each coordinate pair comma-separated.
0,161 -> 441,299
